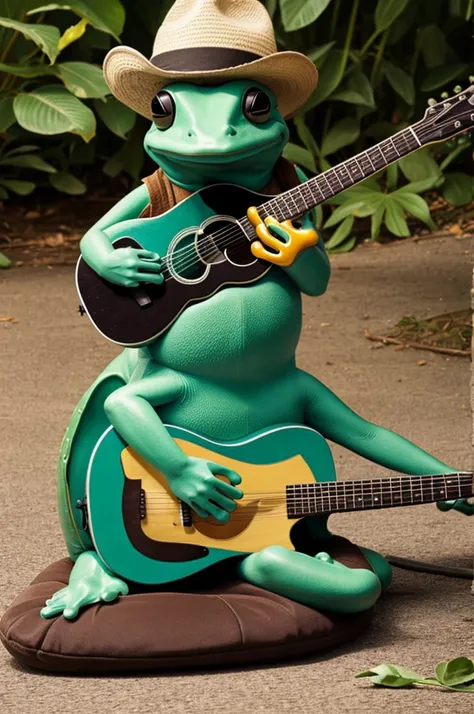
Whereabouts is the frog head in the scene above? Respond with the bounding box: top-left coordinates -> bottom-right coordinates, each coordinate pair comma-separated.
144,79 -> 289,192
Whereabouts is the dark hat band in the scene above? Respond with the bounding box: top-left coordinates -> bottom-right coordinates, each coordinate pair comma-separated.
150,47 -> 262,72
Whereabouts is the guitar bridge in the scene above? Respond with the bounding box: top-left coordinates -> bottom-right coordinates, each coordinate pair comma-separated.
139,489 -> 146,520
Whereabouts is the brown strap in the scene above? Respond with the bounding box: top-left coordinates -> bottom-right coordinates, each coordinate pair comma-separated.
140,169 -> 193,218
140,156 -> 302,218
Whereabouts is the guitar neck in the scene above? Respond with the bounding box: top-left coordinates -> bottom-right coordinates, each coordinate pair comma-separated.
247,124 -> 423,226
286,472 -> 474,519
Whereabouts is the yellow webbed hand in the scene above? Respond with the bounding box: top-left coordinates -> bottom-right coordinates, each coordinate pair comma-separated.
247,206 -> 318,267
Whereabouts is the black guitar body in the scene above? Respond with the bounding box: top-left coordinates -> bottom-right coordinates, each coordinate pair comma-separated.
76,184 -> 271,346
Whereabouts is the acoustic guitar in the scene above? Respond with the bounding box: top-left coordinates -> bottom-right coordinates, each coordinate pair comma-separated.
81,423 -> 474,585
76,85 -> 474,347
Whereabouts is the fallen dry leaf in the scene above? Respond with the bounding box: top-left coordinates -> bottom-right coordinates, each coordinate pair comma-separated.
25,210 -> 41,220
448,224 -> 463,236
417,360 -> 427,366
44,233 -> 66,248
0,316 -> 16,322
320,322 -> 332,327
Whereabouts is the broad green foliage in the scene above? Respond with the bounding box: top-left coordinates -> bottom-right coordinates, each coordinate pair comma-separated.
0,0 -> 473,255
357,657 -> 474,692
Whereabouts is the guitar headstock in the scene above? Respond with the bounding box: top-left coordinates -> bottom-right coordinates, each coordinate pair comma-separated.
415,82 -> 474,146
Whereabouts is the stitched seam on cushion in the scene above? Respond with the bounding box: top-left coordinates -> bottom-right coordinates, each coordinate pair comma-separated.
213,595 -> 245,647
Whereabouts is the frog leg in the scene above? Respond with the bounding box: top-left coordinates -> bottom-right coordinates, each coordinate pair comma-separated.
41,551 -> 128,620
238,547 -> 381,613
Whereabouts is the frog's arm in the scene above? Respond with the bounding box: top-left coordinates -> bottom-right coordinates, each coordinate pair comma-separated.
299,370 -> 453,474
80,183 -> 150,273
103,367 -> 188,476
272,166 -> 330,297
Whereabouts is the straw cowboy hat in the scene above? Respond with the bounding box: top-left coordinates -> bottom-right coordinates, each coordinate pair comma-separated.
103,0 -> 318,120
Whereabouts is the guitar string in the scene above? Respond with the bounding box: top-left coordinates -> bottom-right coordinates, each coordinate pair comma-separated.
143,475 -> 471,500
133,120 -> 451,281
144,483 -> 470,508
134,122 -> 445,281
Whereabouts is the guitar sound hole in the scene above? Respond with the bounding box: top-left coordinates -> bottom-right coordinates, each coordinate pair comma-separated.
169,233 -> 208,283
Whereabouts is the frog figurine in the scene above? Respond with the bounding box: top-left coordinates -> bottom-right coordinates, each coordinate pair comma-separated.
42,0 -> 471,621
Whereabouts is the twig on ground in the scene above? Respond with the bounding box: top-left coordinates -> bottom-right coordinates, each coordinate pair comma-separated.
364,330 -> 471,358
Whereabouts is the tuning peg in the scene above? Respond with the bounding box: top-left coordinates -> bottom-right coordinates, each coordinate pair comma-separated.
440,91 -> 449,99
427,97 -> 437,106
453,85 -> 463,93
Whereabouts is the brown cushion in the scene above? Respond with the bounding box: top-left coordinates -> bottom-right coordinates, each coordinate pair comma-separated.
0,536 -> 375,674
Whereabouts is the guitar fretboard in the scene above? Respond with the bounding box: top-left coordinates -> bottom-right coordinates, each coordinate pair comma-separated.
286,472 -> 473,519
238,126 -> 422,236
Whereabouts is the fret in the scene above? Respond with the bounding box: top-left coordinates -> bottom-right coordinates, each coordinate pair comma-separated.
340,163 -> 354,186
307,178 -> 326,204
331,168 -> 346,191
367,146 -> 385,172
389,137 -> 400,158
409,126 -> 422,148
297,185 -> 310,211
321,173 -> 336,197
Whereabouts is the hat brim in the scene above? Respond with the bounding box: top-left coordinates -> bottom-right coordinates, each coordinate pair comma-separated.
103,46 -> 318,120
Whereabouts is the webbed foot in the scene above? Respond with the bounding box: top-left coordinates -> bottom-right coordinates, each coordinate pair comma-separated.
41,551 -> 128,619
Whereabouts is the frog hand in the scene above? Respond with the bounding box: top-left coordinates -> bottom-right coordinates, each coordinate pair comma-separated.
437,498 -> 474,516
247,206 -> 318,267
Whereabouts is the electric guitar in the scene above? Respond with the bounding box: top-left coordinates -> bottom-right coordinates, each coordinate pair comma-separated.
77,86 -> 474,347
81,423 -> 474,585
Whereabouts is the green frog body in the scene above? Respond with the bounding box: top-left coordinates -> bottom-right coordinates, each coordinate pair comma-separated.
43,81 -> 468,621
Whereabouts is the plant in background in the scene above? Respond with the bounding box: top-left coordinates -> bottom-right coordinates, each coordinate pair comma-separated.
0,0 -> 473,255
0,0 -> 138,199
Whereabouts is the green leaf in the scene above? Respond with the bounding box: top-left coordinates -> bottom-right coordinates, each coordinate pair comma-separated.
54,62 -> 109,99
321,118 -> 360,157
392,191 -> 435,228
332,71 -> 375,107
0,61 -> 53,77
441,172 -> 474,206
418,25 -> 447,69
398,148 -> 442,182
386,162 -> 398,191
421,63 -> 469,92
3,144 -> 40,155
0,17 -> 60,63
327,235 -> 356,254
375,0 -> 411,32
282,142 -> 316,172
397,177 -> 444,194
305,49 -> 345,108
49,170 -> 86,194
356,664 -> 421,687
0,250 -> 11,267
279,0 -> 332,32
28,0 -> 126,39
383,61 -> 415,105
384,199 -> 410,236
0,96 -> 15,132
324,201 -> 365,227
0,153 -> 57,172
294,115 -> 320,157
0,178 -> 36,195
371,203 -> 385,240
324,215 -> 354,249
94,97 -> 136,139
307,41 -> 336,65
14,85 -> 96,142
57,17 -> 88,52
436,658 -> 474,687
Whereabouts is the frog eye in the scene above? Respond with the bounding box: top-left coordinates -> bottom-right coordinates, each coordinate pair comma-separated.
243,88 -> 272,124
151,90 -> 175,130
